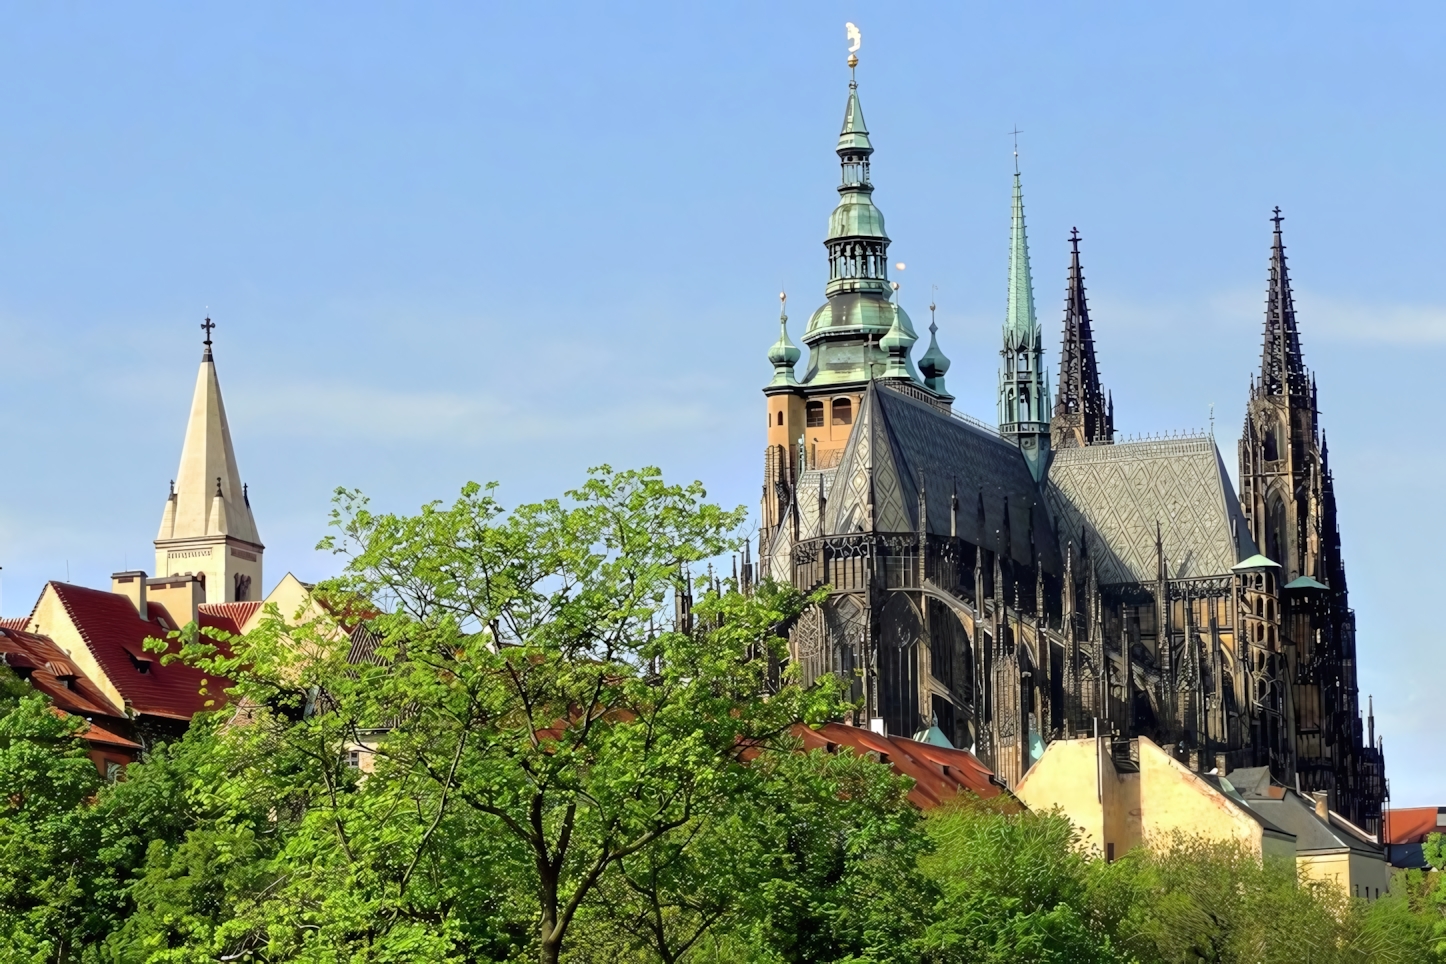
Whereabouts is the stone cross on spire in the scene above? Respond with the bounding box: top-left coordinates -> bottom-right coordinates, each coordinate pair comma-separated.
201,316 -> 216,361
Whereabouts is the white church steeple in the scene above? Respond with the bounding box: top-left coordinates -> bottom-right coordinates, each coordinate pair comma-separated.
154,319 -> 263,602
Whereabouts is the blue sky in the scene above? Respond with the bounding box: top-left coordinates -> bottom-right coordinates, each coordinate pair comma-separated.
0,3 -> 1440,804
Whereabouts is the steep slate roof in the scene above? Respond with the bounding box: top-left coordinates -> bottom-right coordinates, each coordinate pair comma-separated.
1046,436 -> 1256,584
824,383 -> 1060,571
792,721 -> 1011,810
1243,792 -> 1384,857
0,625 -> 125,719
47,582 -> 230,720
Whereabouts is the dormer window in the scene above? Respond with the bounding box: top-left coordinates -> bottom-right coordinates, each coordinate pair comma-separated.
45,660 -> 78,689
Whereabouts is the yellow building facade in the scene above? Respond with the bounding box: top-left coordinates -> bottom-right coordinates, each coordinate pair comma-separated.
1015,736 -> 1390,899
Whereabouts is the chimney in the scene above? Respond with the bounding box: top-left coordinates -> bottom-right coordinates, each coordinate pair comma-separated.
146,573 -> 204,625
1312,790 -> 1329,821
111,570 -> 149,619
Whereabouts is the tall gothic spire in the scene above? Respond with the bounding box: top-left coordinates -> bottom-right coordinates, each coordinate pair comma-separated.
1259,208 -> 1309,400
1051,228 -> 1113,447
1004,172 -> 1037,349
999,169 -> 1051,481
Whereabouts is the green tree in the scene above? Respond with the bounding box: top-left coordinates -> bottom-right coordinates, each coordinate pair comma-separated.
168,467 -> 857,963
915,797 -> 1123,964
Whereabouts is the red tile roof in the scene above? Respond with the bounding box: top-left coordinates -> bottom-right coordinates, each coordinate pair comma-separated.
197,601 -> 262,636
47,582 -> 230,720
793,722 -> 1011,810
73,712 -> 141,750
0,625 -> 124,718
0,617 -> 28,631
1383,807 -> 1446,845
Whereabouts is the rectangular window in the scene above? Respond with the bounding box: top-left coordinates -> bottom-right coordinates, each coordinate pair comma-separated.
806,401 -> 825,428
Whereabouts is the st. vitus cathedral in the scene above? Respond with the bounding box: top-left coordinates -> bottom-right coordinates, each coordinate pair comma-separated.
758,58 -> 1387,833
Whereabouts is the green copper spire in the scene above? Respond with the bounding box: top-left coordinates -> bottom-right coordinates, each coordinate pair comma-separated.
879,284 -> 915,378
1004,172 -> 1037,349
837,85 -> 872,154
998,168 -> 1051,482
762,53 -> 940,399
767,292 -> 801,386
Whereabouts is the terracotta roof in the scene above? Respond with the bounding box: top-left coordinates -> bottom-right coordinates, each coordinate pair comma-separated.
47,582 -> 230,720
0,625 -> 124,718
793,722 -> 1010,810
197,601 -> 262,636
0,617 -> 28,631
1383,807 -> 1446,845
74,713 -> 140,751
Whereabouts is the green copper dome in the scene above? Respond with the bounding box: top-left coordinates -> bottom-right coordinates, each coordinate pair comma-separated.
828,194 -> 887,241
918,319 -> 951,389
767,301 -> 801,386
805,294 -> 914,341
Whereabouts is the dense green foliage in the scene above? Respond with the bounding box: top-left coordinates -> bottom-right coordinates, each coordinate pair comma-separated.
0,467 -> 1441,963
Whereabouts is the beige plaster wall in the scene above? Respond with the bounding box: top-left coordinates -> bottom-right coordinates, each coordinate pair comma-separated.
1137,737 -> 1265,857
1014,737 -> 1142,860
1299,852 -> 1351,895
1016,739 -> 1106,850
155,538 -> 263,606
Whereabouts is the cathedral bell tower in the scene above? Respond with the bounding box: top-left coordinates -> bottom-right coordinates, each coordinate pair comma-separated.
760,49 -> 952,550
154,320 -> 264,603
998,167 -> 1051,482
1239,211 -> 1320,582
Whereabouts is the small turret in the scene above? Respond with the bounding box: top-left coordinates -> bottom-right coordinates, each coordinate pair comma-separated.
917,298 -> 952,394
879,284 -> 914,378
767,292 -> 801,387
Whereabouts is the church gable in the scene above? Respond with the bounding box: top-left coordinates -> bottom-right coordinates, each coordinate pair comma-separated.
1046,436 -> 1255,585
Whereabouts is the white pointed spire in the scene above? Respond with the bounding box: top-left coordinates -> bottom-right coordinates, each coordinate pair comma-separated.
161,342 -> 259,545
154,320 -> 263,603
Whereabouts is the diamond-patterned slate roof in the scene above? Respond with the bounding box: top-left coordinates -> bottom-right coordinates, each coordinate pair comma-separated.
824,383 -> 1060,571
1045,436 -> 1256,585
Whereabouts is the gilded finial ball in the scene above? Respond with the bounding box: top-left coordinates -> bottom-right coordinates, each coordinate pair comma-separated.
848,53 -> 858,69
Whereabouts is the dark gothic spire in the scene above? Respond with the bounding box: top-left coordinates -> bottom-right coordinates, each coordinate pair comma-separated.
1259,209 -> 1309,399
1052,228 -> 1113,447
